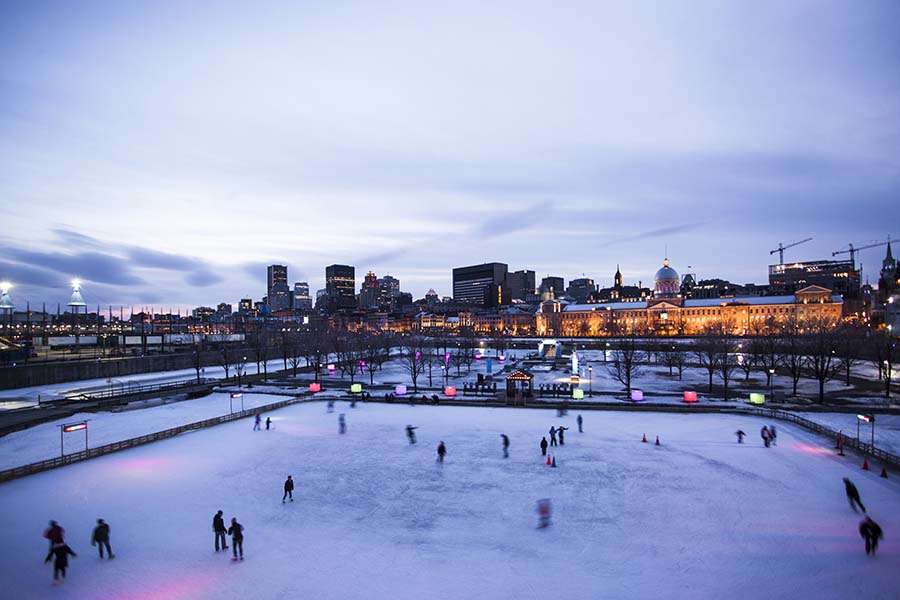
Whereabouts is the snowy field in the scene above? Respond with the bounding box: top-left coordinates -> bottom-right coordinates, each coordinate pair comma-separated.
798,412 -> 900,456
0,403 -> 897,599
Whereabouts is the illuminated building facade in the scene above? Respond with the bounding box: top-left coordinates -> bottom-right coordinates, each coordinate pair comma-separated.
453,263 -> 508,306
325,264 -> 356,311
769,259 -> 860,299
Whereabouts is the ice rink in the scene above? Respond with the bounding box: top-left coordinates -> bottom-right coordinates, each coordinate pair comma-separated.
0,402 -> 897,600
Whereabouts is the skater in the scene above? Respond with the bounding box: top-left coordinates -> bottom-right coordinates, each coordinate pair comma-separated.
406,425 -> 418,445
43,520 -> 65,549
859,516 -> 883,556
213,510 -> 228,552
283,475 -> 294,503
265,417 -> 272,430
327,400 -> 335,413
549,426 -> 558,447
844,478 -> 866,513
735,430 -> 746,444
769,425 -> 777,446
558,426 -> 569,446
577,414 -> 583,433
45,543 -> 76,583
253,414 -> 262,431
91,519 -> 114,559
540,436 -> 548,456
537,498 -> 552,528
760,426 -> 770,448
501,434 -> 510,458
338,413 -> 346,434
227,517 -> 244,560
437,441 -> 447,463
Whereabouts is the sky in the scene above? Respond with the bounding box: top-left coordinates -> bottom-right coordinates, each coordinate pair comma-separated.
1,0 -> 899,310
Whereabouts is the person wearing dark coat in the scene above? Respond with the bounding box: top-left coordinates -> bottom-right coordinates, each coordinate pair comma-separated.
265,417 -> 272,430
283,475 -> 295,503
437,441 -> 447,463
844,478 -> 866,513
859,516 -> 883,555
549,427 -> 558,447
44,521 -> 65,549
760,426 -> 770,448
558,426 -> 569,445
253,414 -> 262,431
406,425 -> 418,445
45,543 -> 76,582
91,519 -> 114,559
213,510 -> 228,551
540,437 -> 548,456
227,518 -> 244,560
735,430 -> 746,443
338,413 -> 346,434
501,434 -> 510,458
577,415 -> 583,433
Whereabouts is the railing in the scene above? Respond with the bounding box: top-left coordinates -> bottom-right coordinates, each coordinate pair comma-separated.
0,394 -> 312,483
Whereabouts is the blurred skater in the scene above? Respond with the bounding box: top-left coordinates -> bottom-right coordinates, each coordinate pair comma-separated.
253,414 -> 262,431
437,441 -> 447,463
549,426 -> 558,447
859,516 -> 883,556
769,425 -> 777,446
537,498 -> 552,528
45,543 -> 76,583
844,478 -> 866,513
406,425 -> 418,445
91,519 -> 114,559
735,430 -> 746,444
265,417 -> 272,430
327,400 -> 335,413
760,426 -> 770,448
213,510 -> 228,551
43,520 -> 65,550
227,518 -> 244,560
338,413 -> 346,434
540,437 -> 548,456
577,414 -> 583,433
283,475 -> 294,503
501,434 -> 509,458
558,426 -> 569,445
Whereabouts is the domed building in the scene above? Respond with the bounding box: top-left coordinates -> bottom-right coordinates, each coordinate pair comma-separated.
654,258 -> 680,298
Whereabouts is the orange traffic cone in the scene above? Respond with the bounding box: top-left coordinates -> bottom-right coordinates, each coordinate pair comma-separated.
546,455 -> 551,466
862,458 -> 869,471
655,435 -> 661,446
551,456 -> 557,468
642,434 -> 648,443
880,467 -> 889,479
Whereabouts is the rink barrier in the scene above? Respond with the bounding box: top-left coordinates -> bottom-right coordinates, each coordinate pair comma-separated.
0,394 -> 314,483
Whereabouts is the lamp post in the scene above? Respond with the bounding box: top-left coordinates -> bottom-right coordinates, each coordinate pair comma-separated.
768,368 -> 775,401
857,414 -> 874,448
588,365 -> 593,396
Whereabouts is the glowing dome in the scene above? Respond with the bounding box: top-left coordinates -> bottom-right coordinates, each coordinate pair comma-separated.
654,258 -> 680,298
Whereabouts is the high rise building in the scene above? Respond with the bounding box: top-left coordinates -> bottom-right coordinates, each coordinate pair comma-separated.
768,259 -> 860,298
507,269 -> 536,301
267,265 -> 291,311
292,282 -> 311,310
378,275 -> 401,311
325,264 -> 356,311
453,262 -> 508,306
359,271 -> 380,309
566,278 -> 596,303
238,298 -> 253,315
540,276 -> 565,299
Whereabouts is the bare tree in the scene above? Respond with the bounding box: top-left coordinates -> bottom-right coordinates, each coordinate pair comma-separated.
218,347 -> 234,379
748,320 -> 781,388
362,332 -> 392,385
192,342 -> 205,383
661,344 -> 685,379
870,330 -> 897,399
803,316 -> 841,403
715,337 -> 740,401
835,323 -> 865,386
605,334 -> 645,394
234,354 -> 248,387
302,323 -> 333,382
252,328 -> 271,381
401,336 -> 427,392
779,316 -> 805,397
693,327 -> 721,394
333,331 -> 363,383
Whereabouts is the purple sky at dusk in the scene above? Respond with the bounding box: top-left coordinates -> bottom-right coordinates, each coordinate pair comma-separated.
1,1 -> 898,309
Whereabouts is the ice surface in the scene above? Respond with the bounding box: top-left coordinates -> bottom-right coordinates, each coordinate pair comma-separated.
0,403 -> 897,599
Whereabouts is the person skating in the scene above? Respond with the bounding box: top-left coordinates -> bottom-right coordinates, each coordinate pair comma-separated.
760,426 -> 770,448
769,425 -> 777,446
859,516 -> 883,556
558,426 -> 569,445
265,417 -> 272,430
327,400 -> 335,413
577,414 -> 583,433
253,414 -> 262,431
844,478 -> 866,513
43,520 -> 65,550
283,475 -> 295,503
549,426 -> 558,447
213,510 -> 228,551
540,437 -> 548,456
437,441 -> 447,463
537,498 -> 552,529
406,425 -> 418,445
338,413 -> 346,434
45,543 -> 76,583
501,434 -> 510,458
91,519 -> 114,559
735,430 -> 746,444
227,518 -> 244,560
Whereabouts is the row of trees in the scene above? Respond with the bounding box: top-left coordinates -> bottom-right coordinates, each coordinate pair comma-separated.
607,318 -> 896,402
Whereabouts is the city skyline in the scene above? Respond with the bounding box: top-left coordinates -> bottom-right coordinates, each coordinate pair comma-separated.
2,2 -> 899,306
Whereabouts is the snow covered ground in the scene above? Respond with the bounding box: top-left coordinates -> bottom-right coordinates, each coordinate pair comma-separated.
797,412 -> 900,456
0,403 -> 897,599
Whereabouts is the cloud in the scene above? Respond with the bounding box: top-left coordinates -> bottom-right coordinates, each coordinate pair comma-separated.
184,268 -> 224,287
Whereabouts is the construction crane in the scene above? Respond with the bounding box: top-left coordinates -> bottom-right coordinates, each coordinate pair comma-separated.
770,238 -> 812,264
832,237 -> 893,267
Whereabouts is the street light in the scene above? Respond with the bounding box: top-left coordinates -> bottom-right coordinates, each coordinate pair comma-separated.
588,365 -> 593,396
768,368 -> 775,400
857,414 -> 875,448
